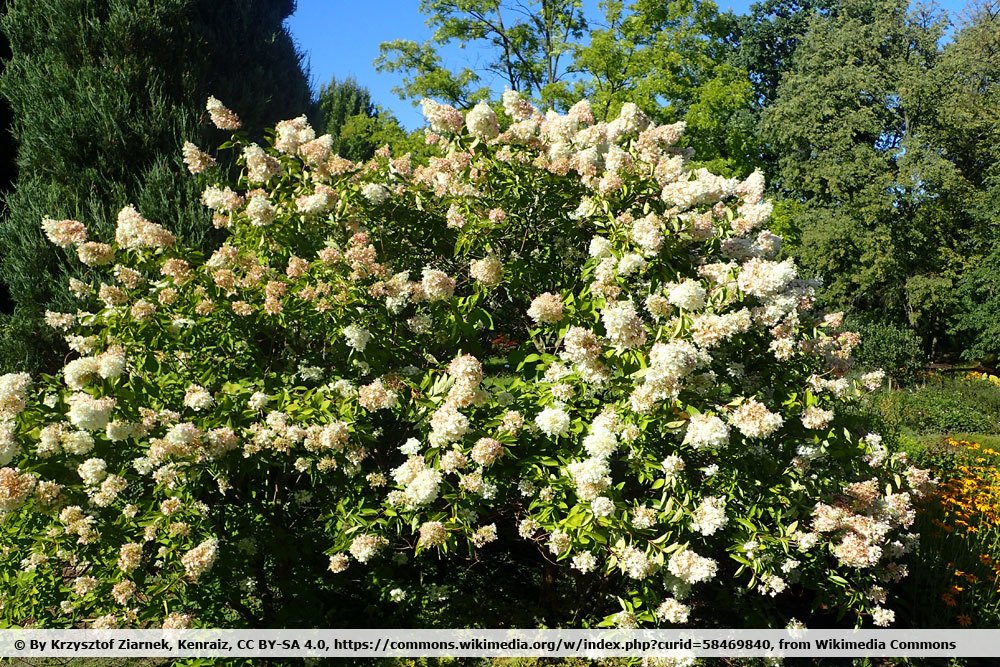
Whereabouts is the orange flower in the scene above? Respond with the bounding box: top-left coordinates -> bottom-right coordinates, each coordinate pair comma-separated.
957,614 -> 973,627
943,593 -> 957,607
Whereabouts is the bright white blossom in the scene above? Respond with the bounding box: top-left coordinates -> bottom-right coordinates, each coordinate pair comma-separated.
466,101 -> 500,140
668,548 -> 718,584
683,414 -> 729,450
206,96 -> 240,130
690,496 -> 728,536
667,280 -> 707,311
535,405 -> 571,438
343,324 -> 372,353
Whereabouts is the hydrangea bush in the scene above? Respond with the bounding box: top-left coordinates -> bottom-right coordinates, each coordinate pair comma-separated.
0,93 -> 933,629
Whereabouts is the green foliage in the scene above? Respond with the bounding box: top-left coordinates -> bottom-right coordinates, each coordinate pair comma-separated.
848,318 -> 925,382
730,0 -> 836,108
764,0 -> 940,199
318,76 -> 375,131
316,76 -> 392,162
573,0 -> 735,119
573,0 -> 760,176
763,0 -> 1000,358
0,0 -> 312,373
0,0 -> 13,198
375,0 -> 588,109
954,246 -> 1000,362
0,309 -> 62,377
681,63 -> 760,176
0,0 -> 14,318
944,3 -> 1000,362
873,377 -> 1000,436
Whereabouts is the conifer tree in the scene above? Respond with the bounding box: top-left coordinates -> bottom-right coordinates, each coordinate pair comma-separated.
0,0 -> 312,372
0,0 -> 16,316
318,76 -> 383,162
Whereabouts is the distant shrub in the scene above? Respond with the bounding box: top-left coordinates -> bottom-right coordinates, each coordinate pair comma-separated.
875,376 -> 1000,435
849,318 -> 925,382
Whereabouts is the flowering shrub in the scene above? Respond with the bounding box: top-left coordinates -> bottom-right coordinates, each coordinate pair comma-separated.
1,94 -> 931,629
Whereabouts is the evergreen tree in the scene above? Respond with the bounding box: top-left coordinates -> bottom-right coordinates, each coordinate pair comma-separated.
0,0 -> 312,372
318,76 -> 375,137
0,0 -> 15,316
316,76 -> 406,162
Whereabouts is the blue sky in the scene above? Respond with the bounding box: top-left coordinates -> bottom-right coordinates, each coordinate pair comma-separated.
286,0 -> 971,130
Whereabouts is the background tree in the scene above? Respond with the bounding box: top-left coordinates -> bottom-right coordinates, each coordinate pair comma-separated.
572,0 -> 759,175
727,0 -> 837,180
316,76 -> 419,162
0,0 -> 312,373
375,0 -> 588,109
730,0 -> 837,109
573,0 -> 732,118
0,0 -> 13,315
945,0 -> 1000,361
763,0 -> 953,353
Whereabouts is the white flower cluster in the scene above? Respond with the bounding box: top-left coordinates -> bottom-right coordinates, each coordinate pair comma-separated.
535,405 -> 571,439
421,99 -> 464,135
602,301 -> 646,350
465,101 -> 500,140
666,280 -> 707,311
181,538 -> 219,582
0,373 -> 30,420
668,548 -> 718,584
343,324 -> 372,353
66,393 -> 116,431
690,496 -> 728,536
182,384 -> 214,411
115,205 -> 175,249
392,456 -> 443,508
683,413 -> 729,450
527,292 -> 564,325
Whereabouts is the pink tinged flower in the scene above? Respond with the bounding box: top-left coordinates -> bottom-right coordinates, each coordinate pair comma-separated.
421,99 -> 464,134
206,96 -> 241,130
182,142 -> 216,174
527,292 -> 564,325
41,218 -> 87,247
